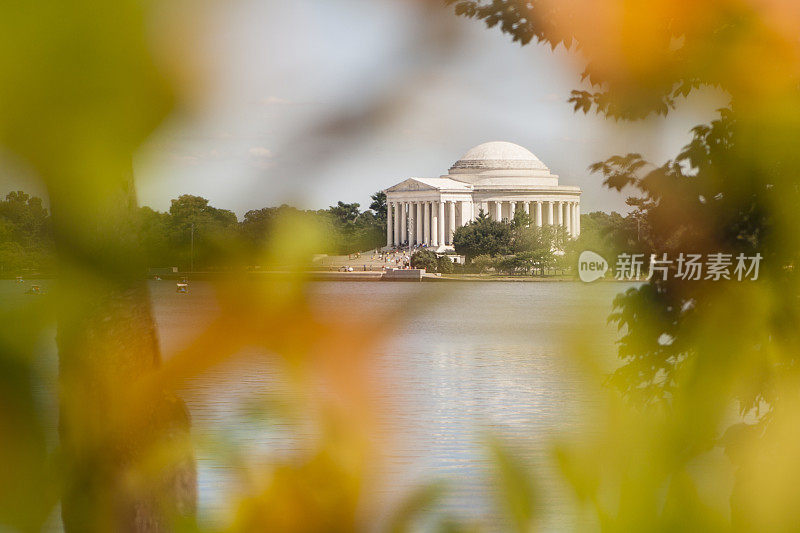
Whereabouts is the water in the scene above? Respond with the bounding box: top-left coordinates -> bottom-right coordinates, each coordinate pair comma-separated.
4,279 -> 630,531
148,280 -> 628,530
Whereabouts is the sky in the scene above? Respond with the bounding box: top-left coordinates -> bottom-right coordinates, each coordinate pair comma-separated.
3,0 -> 725,217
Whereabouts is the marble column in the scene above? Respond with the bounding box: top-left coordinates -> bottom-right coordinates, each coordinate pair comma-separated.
431,201 -> 439,246
569,202 -> 578,237
481,201 -> 489,218
387,202 -> 394,247
495,201 -> 502,222
536,201 -> 543,227
408,202 -> 413,242
409,202 -> 416,245
393,203 -> 400,245
575,203 -> 581,237
547,201 -> 554,225
448,201 -> 456,245
400,203 -> 407,243
416,201 -> 422,244
557,201 -> 564,227
564,202 -> 570,236
406,202 -> 412,245
416,202 -> 423,245
407,202 -> 413,246
438,201 -> 445,248
524,201 -> 530,216
423,202 -> 430,245
461,201 -> 471,226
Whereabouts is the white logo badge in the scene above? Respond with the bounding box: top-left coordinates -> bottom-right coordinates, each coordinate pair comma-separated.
578,251 -> 608,282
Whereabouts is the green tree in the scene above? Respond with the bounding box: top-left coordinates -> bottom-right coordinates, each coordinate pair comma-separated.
410,249 -> 438,271
511,209 -> 532,229
496,254 -> 525,276
0,191 -> 53,272
369,191 -> 387,221
471,254 -> 495,273
168,195 -> 238,270
328,201 -> 361,225
321,201 -> 385,254
135,206 -> 172,269
530,249 -> 555,276
436,255 -> 455,274
453,214 -> 512,260
239,204 -> 305,258
0,191 -> 50,247
564,211 -> 643,273
0,241 -> 26,272
513,224 -> 551,254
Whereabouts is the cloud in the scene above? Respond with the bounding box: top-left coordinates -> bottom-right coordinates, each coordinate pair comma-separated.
259,96 -> 292,106
171,154 -> 200,166
248,146 -> 272,158
248,146 -> 274,169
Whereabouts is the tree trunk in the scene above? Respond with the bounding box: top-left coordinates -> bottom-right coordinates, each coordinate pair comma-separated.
0,0 -> 198,529
52,174 -> 196,532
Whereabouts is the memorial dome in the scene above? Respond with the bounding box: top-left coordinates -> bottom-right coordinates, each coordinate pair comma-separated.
449,141 -> 548,173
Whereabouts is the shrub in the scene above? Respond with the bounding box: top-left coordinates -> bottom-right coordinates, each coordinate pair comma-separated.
471,254 -> 495,273
410,249 -> 438,271
436,255 -> 455,274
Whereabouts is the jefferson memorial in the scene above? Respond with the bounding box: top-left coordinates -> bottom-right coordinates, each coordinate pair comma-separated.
384,141 -> 581,251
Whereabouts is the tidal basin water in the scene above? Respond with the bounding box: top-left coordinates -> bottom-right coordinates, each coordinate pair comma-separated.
4,279 -> 630,531
148,280 -> 631,531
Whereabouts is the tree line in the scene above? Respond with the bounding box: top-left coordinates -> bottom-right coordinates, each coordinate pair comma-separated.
1,188 -> 645,276
0,190 -> 389,273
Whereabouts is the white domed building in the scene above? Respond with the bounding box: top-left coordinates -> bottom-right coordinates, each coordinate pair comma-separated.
384,142 -> 581,250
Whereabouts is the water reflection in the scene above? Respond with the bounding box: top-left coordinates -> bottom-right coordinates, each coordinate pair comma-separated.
148,280 -> 629,530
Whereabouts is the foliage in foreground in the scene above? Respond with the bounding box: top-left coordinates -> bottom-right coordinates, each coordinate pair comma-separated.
4,0 -> 800,531
447,0 -> 800,528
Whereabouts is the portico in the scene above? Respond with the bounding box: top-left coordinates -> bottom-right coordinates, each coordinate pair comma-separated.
385,142 -> 581,250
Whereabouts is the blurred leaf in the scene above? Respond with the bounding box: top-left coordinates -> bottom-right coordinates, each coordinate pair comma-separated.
486,436 -> 537,533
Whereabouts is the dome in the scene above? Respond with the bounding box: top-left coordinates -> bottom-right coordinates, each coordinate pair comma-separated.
450,141 -> 548,173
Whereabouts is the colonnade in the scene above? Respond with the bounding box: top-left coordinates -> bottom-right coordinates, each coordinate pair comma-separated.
387,200 -> 462,248
386,199 -> 580,248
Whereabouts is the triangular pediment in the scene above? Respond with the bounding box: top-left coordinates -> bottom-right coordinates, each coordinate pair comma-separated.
385,178 -> 439,192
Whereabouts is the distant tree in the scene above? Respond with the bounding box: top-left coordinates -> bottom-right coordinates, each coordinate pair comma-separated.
410,249 -> 438,271
135,206 -> 172,268
471,254 -> 495,273
369,191 -> 387,221
168,195 -> 238,270
239,205 -> 302,251
496,255 -> 519,276
436,255 -> 455,274
497,252 -> 539,275
511,209 -> 532,229
169,194 -> 237,229
513,224 -> 551,254
453,215 -> 512,260
0,241 -> 26,272
562,210 -> 647,275
0,191 -> 53,272
530,249 -> 555,276
328,201 -> 361,225
0,191 -> 50,246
